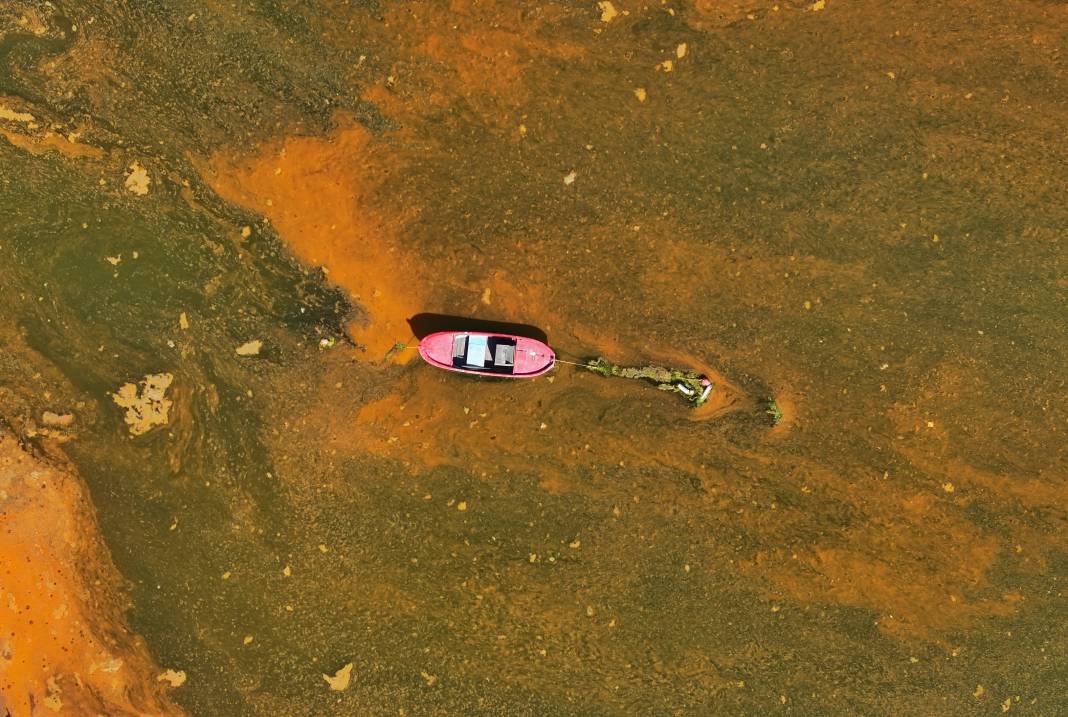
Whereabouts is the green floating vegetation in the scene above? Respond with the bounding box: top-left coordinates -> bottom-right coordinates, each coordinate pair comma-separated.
383,342 -> 408,362
764,399 -> 783,426
584,357 -> 713,407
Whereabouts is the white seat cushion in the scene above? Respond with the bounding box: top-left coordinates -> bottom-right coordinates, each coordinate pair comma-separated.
465,335 -> 488,366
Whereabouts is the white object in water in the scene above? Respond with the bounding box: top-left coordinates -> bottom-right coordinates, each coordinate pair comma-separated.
674,382 -> 696,396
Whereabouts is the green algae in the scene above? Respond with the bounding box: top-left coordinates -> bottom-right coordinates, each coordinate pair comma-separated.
584,357 -> 713,407
764,399 -> 783,426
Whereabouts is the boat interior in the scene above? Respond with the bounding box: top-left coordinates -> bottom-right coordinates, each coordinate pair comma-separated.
452,334 -> 517,374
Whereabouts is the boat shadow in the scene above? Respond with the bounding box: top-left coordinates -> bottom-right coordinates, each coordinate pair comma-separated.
407,313 -> 549,344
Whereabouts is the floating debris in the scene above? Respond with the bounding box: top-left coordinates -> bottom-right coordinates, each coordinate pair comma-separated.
0,105 -> 35,124
584,358 -> 712,406
323,662 -> 353,691
112,373 -> 173,435
318,336 -> 337,350
157,669 -> 187,688
235,340 -> 262,356
124,162 -> 151,195
598,1 -> 619,23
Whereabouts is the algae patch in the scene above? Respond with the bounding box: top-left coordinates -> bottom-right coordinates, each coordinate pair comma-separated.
112,373 -> 174,436
584,357 -> 712,406
764,399 -> 783,426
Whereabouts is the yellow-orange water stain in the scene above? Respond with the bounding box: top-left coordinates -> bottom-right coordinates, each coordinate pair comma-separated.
0,126 -> 105,160
798,537 -> 1013,642
885,360 -> 1068,520
355,0 -> 585,129
743,409 -> 1064,645
742,482 -> 1018,644
203,119 -> 423,358
0,435 -> 183,716
419,1 -> 584,97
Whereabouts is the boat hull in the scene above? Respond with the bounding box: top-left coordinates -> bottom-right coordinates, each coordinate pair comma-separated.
418,331 -> 555,378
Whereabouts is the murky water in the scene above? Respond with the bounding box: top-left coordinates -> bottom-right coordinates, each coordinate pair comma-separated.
1,0 -> 1066,714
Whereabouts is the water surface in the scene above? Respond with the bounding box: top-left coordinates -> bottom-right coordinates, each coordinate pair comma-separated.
1,0 -> 1066,714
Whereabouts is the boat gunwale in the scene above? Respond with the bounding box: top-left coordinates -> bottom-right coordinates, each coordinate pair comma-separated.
418,330 -> 556,378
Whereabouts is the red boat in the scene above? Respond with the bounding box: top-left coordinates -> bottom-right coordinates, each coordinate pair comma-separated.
418,331 -> 556,378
